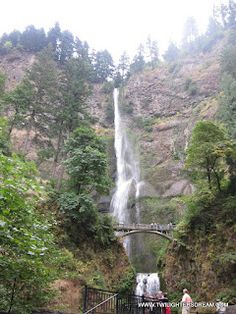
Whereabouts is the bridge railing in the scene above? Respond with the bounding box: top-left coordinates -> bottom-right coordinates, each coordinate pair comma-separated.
114,223 -> 175,232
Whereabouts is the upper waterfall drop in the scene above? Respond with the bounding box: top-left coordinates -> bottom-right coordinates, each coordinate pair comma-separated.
110,88 -> 140,224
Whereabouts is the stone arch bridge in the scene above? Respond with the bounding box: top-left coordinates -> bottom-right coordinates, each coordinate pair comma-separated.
113,223 -> 175,241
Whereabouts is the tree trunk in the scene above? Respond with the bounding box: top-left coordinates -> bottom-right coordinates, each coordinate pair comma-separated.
207,167 -> 212,190
52,121 -> 64,178
8,278 -> 17,313
213,168 -> 222,192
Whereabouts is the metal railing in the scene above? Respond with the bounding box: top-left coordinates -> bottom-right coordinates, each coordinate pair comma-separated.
114,223 -> 175,232
83,286 -> 163,314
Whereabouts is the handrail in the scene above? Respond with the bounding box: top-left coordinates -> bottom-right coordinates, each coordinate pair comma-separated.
83,292 -> 118,314
114,223 -> 175,231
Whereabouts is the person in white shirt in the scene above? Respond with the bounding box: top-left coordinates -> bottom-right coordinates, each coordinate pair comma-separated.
215,299 -> 227,314
181,288 -> 192,314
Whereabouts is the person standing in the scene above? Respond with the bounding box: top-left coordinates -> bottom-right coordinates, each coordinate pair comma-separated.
159,293 -> 171,314
181,289 -> 192,314
215,299 -> 227,314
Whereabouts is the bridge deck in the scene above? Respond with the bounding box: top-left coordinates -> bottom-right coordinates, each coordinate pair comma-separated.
114,223 -> 175,232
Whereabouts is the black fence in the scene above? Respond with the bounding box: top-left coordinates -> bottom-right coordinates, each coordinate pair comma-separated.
83,286 -> 163,314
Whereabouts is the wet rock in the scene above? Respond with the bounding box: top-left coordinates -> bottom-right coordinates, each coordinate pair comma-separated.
97,195 -> 111,212
163,179 -> 194,197
137,181 -> 160,198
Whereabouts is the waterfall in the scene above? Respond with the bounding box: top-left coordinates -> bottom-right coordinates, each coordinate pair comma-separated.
110,88 -> 140,224
110,88 -> 160,297
136,273 -> 160,297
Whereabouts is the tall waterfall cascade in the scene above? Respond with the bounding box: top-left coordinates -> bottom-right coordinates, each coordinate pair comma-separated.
110,88 -> 140,224
110,88 -> 160,297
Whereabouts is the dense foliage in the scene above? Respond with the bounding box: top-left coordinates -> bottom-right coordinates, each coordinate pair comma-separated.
57,126 -> 114,247
0,151 -> 57,313
185,121 -> 235,192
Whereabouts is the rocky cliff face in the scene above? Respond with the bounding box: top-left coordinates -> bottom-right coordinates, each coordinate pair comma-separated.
121,42 -> 222,198
0,49 -> 35,90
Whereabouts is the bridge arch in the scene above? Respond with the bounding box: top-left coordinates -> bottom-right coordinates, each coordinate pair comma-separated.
117,229 -> 173,241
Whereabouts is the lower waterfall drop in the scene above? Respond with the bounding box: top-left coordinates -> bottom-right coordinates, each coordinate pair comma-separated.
136,273 -> 160,297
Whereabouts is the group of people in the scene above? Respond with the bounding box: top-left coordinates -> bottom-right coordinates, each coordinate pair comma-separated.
150,222 -> 174,231
143,288 -> 227,314
142,290 -> 171,314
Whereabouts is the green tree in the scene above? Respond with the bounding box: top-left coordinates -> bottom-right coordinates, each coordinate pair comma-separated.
220,32 -> 236,80
213,1 -> 236,29
74,37 -> 90,60
0,117 -> 10,155
218,73 -> 236,138
20,46 -> 61,149
218,41 -> 236,138
182,17 -> 198,45
93,50 -> 114,83
146,36 -> 159,69
20,25 -> 46,52
228,0 -> 236,28
130,44 -> 145,74
64,126 -> 110,194
47,22 -> 61,59
4,79 -> 34,135
118,51 -> 130,82
7,30 -> 21,47
206,16 -> 222,36
0,153 -> 56,313
0,71 -> 6,95
51,56 -> 92,163
58,30 -> 74,63
185,121 -> 230,192
59,127 -> 114,247
163,41 -> 179,62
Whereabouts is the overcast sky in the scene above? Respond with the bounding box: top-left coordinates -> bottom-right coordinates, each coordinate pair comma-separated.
0,0 -> 223,62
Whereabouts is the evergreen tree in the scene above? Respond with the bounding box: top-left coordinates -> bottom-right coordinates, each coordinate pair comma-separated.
20,25 -> 46,52
163,41 -> 179,62
4,79 -> 34,135
182,17 -> 198,45
218,73 -> 236,138
146,36 -> 159,69
4,46 -> 61,152
47,22 -> 61,60
58,30 -> 74,63
130,44 -> 145,74
118,51 -> 130,82
206,16 -> 222,36
74,37 -> 90,60
228,0 -> 236,28
93,50 -> 114,83
7,30 -> 21,47
213,1 -> 236,29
